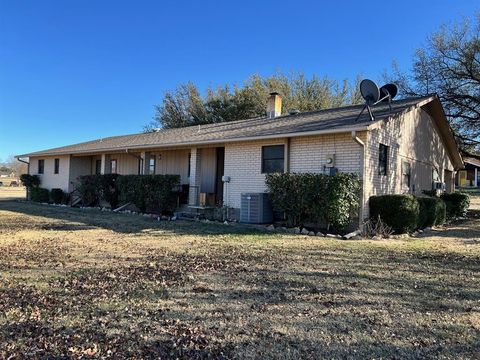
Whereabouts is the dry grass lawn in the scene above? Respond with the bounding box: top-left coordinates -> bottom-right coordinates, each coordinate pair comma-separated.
0,186 -> 26,200
0,194 -> 479,359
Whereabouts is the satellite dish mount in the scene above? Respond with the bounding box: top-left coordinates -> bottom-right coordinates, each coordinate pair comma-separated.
355,79 -> 398,121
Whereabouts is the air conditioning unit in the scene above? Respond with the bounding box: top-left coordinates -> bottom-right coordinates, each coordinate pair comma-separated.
240,193 -> 273,224
433,181 -> 445,190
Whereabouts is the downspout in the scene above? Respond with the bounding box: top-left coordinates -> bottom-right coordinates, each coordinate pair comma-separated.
351,131 -> 366,229
125,149 -> 143,175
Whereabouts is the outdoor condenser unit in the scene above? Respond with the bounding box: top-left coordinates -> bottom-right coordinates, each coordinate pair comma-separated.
240,193 -> 273,224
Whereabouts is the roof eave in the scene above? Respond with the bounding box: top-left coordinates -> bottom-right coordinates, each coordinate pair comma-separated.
15,125 -> 371,158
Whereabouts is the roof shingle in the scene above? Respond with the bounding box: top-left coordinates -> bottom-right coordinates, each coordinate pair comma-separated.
18,96 -> 434,157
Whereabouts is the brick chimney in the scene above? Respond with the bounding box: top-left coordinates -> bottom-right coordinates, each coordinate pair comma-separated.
266,92 -> 282,118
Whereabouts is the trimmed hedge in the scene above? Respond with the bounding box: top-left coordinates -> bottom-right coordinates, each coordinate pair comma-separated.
50,188 -> 65,204
370,194 -> 449,233
440,192 -> 470,218
369,194 -> 419,234
117,175 -> 180,214
265,172 -> 360,231
30,187 -> 50,203
418,196 -> 446,228
78,175 -> 102,206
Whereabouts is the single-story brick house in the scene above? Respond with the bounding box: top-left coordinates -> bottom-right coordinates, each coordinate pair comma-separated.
17,93 -> 463,221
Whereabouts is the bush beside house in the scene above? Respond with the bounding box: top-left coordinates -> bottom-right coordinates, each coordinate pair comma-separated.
265,172 -> 360,232
117,175 -> 180,213
440,192 -> 470,218
78,174 -> 180,214
369,194 -> 420,234
369,192 -> 469,234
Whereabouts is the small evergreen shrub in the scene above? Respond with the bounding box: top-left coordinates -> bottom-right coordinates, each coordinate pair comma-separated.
265,172 -> 360,231
30,187 -> 50,203
20,174 -> 40,188
417,196 -> 446,228
369,194 -> 419,234
117,175 -> 180,213
50,188 -> 65,204
440,192 -> 470,218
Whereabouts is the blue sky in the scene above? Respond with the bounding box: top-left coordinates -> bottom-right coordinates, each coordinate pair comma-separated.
0,0 -> 477,161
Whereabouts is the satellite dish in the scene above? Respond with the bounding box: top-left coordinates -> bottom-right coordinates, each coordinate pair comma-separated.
379,83 -> 398,101
360,79 -> 380,104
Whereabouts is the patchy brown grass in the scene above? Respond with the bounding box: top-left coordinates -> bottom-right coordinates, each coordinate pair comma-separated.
0,186 -> 26,200
0,200 -> 479,359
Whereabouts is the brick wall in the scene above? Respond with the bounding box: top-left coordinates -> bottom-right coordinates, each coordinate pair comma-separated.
223,134 -> 365,209
363,107 -> 454,218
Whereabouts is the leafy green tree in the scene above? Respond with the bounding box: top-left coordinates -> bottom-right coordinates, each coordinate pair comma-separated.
389,14 -> 480,153
146,72 -> 362,130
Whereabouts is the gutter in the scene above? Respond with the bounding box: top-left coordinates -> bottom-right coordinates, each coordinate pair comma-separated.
351,130 -> 366,228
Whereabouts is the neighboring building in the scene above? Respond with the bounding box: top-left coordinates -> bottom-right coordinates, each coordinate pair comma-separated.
17,94 -> 463,222
456,157 -> 480,188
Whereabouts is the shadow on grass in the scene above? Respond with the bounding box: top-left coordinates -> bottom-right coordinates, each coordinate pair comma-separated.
0,199 -> 265,236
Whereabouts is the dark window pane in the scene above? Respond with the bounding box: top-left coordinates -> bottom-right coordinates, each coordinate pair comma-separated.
378,144 -> 388,176
38,160 -> 44,174
263,145 -> 284,159
262,145 -> 285,173
54,158 -> 60,174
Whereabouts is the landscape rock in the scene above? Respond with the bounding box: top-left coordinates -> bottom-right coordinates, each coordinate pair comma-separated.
266,224 -> 275,231
301,228 -> 310,235
308,231 -> 315,236
293,227 -> 301,234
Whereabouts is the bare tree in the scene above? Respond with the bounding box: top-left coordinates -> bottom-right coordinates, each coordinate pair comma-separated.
389,14 -> 480,154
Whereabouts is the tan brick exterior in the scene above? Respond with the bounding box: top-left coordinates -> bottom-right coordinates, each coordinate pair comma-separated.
223,134 -> 366,209
363,107 -> 454,218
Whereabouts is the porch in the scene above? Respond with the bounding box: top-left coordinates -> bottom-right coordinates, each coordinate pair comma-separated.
69,146 -> 226,208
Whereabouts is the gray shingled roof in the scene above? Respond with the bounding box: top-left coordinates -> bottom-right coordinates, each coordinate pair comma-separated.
18,96 -> 434,157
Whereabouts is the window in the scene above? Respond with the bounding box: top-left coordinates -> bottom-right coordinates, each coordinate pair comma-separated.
110,159 -> 117,174
38,159 -> 44,174
262,145 -> 285,174
149,155 -> 156,175
95,159 -> 102,175
402,162 -> 411,188
54,158 -> 60,174
378,144 -> 388,175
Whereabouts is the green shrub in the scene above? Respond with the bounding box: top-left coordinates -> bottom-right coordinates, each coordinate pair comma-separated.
99,174 -> 120,209
30,187 -> 50,203
440,192 -> 470,218
117,175 -> 180,213
78,174 -> 120,208
20,174 -> 40,188
418,196 -> 446,228
50,188 -> 65,204
78,175 -> 102,206
369,194 -> 419,234
265,172 -> 360,231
